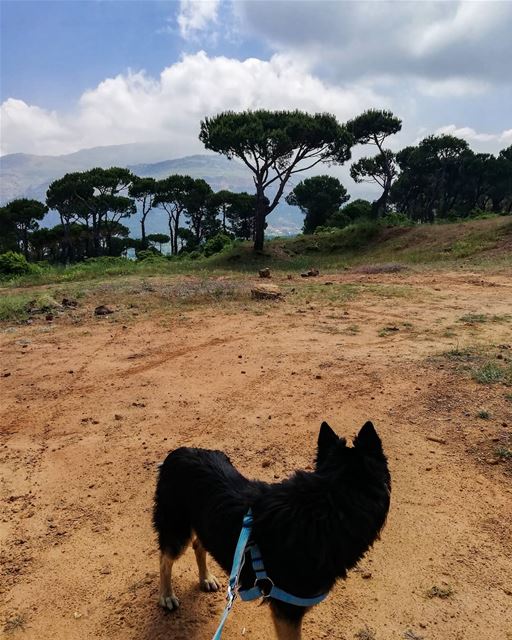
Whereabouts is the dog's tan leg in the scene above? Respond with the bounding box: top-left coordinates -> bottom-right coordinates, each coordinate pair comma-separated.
193,538 -> 220,592
158,551 -> 180,611
271,609 -> 302,640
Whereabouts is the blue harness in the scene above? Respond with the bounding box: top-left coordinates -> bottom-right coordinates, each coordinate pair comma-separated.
212,510 -> 327,639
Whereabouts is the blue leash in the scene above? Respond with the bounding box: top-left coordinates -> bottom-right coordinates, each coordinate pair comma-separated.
212,509 -> 327,639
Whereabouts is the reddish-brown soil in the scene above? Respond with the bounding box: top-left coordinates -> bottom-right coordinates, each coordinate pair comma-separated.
1,269 -> 511,640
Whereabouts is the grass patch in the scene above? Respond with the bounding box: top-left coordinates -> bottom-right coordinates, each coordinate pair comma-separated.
477,410 -> 491,419
3,218 -> 511,290
355,626 -> 377,640
472,362 -> 512,385
345,324 -> 360,335
0,294 -> 32,322
427,584 -> 454,599
495,447 -> 512,460
459,313 -> 488,324
3,614 -> 27,634
378,326 -> 400,337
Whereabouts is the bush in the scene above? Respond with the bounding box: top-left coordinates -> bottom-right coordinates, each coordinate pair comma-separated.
136,249 -> 164,262
0,251 -> 32,276
203,233 -> 232,257
381,211 -> 412,227
341,199 -> 373,221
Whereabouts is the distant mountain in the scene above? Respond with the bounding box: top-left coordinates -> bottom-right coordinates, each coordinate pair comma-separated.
0,143 -> 303,236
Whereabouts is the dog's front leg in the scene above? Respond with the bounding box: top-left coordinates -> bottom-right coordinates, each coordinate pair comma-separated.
270,608 -> 303,640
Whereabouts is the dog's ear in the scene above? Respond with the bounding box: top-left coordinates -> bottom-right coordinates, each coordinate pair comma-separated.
354,421 -> 383,452
316,421 -> 339,468
319,421 -> 338,449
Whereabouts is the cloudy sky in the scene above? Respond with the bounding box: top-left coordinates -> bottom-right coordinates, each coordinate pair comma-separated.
1,0 -> 511,158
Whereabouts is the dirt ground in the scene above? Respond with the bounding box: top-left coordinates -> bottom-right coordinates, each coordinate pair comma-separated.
1,268 -> 512,640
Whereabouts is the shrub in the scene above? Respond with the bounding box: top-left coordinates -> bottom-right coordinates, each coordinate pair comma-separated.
203,233 -> 233,257
136,249 -> 164,262
381,211 -> 412,227
0,251 -> 32,276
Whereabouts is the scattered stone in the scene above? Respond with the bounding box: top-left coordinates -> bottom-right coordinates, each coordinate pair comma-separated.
95,305 -> 114,316
300,268 -> 320,278
261,460 -> 271,468
487,458 -> 500,465
315,374 -> 322,380
62,298 -> 78,308
258,268 -> 271,278
426,436 -> 446,445
2,372 -> 11,378
251,284 -> 282,300
45,314 -> 54,322
114,414 -> 123,421
361,571 -> 372,579
324,281 -> 334,286
287,274 -> 293,280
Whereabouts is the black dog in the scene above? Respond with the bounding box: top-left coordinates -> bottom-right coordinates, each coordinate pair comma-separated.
153,420 -> 391,639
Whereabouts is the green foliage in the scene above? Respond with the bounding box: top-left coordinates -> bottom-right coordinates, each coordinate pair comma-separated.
199,109 -> 353,250
0,251 -> 32,276
286,175 -> 350,233
346,109 -> 402,145
381,211 -> 412,227
203,233 -> 232,257
136,248 -> 164,262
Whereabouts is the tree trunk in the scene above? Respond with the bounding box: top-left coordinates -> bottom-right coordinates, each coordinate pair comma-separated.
141,213 -> 148,247
253,190 -> 269,252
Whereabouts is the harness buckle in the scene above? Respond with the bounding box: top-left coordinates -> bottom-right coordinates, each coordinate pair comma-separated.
254,576 -> 274,598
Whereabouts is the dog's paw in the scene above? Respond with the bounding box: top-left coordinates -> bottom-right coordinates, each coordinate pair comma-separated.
159,594 -> 180,611
200,574 -> 220,592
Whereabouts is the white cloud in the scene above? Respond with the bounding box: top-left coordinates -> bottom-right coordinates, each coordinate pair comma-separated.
435,124 -> 512,146
0,52 -> 387,157
177,0 -> 219,39
416,78 -> 490,98
0,99 -> 74,156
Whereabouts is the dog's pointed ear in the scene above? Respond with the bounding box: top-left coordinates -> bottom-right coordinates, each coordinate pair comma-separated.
316,421 -> 339,468
318,421 -> 338,450
354,421 -> 383,452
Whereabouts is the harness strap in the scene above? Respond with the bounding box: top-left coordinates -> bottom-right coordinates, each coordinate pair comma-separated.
211,509 -> 327,639
211,510 -> 253,640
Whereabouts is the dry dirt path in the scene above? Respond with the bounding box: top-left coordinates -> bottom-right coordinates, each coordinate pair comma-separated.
1,270 -> 511,640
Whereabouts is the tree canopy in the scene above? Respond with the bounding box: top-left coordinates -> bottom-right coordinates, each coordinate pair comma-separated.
286,175 -> 350,233
199,109 -> 353,249
347,109 -> 402,218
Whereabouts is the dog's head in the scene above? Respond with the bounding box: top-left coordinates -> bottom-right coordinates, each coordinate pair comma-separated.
315,420 -> 386,471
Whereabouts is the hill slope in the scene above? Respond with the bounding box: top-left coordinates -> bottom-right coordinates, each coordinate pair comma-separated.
0,143 -> 303,236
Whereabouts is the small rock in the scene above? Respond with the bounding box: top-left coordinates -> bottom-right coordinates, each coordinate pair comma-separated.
258,268 -> 271,278
261,460 -> 271,468
95,305 -> 114,316
62,298 -> 78,308
114,414 -> 123,421
487,458 -> 500,465
2,372 -> 11,378
45,313 -> 54,322
361,571 -> 372,579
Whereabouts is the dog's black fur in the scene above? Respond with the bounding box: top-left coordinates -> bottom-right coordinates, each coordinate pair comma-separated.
153,420 -> 390,630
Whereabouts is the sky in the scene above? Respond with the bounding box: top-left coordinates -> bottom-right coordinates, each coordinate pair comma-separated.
1,0 -> 511,159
